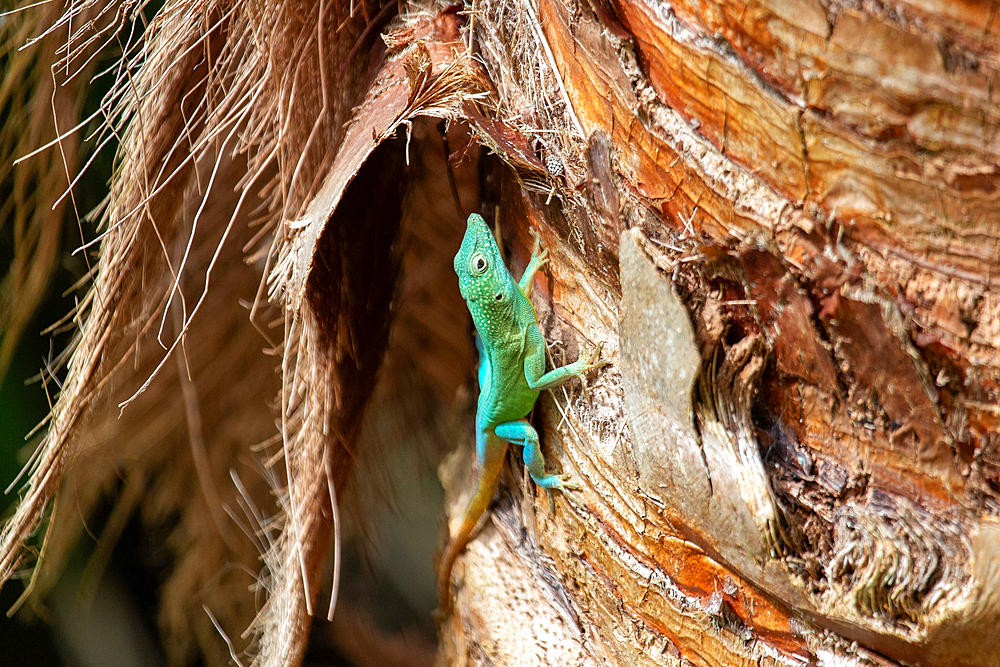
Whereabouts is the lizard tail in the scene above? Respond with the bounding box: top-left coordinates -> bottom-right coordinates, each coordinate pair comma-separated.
437,442 -> 506,614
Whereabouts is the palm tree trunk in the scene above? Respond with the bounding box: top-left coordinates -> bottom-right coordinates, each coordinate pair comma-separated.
440,0 -> 1000,665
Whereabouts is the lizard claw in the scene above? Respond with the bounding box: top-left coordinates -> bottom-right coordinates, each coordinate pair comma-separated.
555,473 -> 580,491
576,342 -> 609,376
573,343 -> 609,400
529,228 -> 550,267
543,474 -> 581,513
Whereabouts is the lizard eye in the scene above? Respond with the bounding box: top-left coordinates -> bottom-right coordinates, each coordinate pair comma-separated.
470,253 -> 488,275
494,291 -> 504,301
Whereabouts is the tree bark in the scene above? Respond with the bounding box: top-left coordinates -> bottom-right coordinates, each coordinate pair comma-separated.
439,0 -> 1000,665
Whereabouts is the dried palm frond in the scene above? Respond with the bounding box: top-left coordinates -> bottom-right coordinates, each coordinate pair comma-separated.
0,0 -> 104,385
1,0 -> 488,664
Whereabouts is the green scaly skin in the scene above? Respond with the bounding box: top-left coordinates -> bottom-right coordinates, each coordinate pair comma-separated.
438,213 -> 605,613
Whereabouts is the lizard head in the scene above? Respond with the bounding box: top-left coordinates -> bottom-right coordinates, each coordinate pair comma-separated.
454,213 -> 512,305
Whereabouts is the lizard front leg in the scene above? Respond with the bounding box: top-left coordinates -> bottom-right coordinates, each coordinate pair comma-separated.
524,325 -> 607,391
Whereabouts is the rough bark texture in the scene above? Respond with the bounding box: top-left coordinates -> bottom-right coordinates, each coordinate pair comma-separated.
2,0 -> 998,665
439,0 -> 1000,665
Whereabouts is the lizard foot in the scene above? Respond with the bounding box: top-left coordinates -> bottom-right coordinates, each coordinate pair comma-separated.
539,474 -> 581,513
575,341 -> 610,376
573,342 -> 610,399
532,471 -> 578,490
555,473 -> 580,491
529,228 -> 550,267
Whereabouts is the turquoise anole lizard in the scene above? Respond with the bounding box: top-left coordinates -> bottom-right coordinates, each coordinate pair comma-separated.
438,213 -> 605,612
